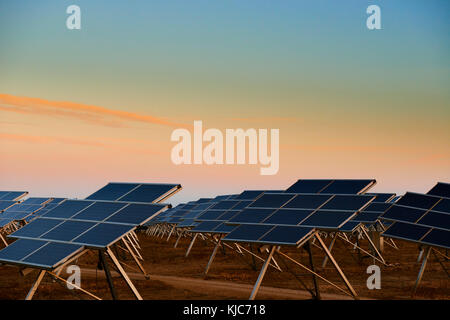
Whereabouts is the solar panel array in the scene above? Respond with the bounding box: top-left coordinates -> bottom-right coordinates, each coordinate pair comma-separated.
381,191 -> 450,249
284,179 -> 375,194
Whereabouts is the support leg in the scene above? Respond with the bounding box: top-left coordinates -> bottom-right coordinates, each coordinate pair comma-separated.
305,241 -> 320,300
412,246 -> 431,298
321,236 -> 336,268
122,238 -> 149,279
249,246 -> 276,300
204,237 -> 221,276
185,233 -> 198,257
99,250 -> 117,300
25,270 -> 46,300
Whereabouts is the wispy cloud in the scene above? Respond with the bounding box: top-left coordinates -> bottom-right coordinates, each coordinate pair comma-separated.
0,93 -> 189,128
230,116 -> 302,123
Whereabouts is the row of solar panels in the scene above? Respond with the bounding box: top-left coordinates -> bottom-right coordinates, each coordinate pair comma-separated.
0,183 -> 182,270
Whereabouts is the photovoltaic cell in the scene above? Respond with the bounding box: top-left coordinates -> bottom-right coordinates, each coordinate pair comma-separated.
282,195 -> 332,209
262,209 -> 313,226
10,218 -> 64,239
395,192 -> 441,210
285,180 -> 332,193
212,223 -> 236,234
196,210 -> 227,221
382,222 -> 430,241
339,221 -> 361,232
71,202 -> 128,221
105,203 -> 166,225
258,226 -> 314,245
320,195 -> 374,211
381,205 -> 427,223
118,184 -> 180,203
362,202 -> 392,213
227,208 -> 277,224
22,242 -> 83,269
0,239 -> 45,262
216,210 -> 240,221
231,200 -> 253,210
300,210 -> 355,229
72,223 -> 135,248
234,191 -> 264,200
42,200 -> 94,219
223,224 -> 273,242
320,179 -> 375,194
432,199 -> 450,214
365,193 -> 395,203
0,201 -> 16,211
249,194 -> 294,208
427,182 -> 450,198
86,183 -> 139,201
416,211 -> 450,231
40,220 -> 96,242
190,221 -> 223,233
210,200 -> 240,210
420,229 -> 450,249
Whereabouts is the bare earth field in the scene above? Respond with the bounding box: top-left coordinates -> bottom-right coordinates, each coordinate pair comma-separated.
0,232 -> 448,300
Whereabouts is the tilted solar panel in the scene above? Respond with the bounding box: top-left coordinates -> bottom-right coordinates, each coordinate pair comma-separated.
320,179 -> 376,194
299,210 -> 355,229
0,191 -> 28,201
285,180 -> 333,193
427,182 -> 450,198
249,193 -> 295,208
261,209 -> 313,226
395,192 -> 441,210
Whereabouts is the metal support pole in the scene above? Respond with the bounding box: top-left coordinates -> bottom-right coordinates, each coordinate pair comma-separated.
122,238 -> 149,279
321,236 -> 336,268
315,233 -> 358,299
249,246 -> 276,300
106,248 -> 143,300
204,237 -> 221,276
412,246 -> 431,298
174,232 -> 183,248
185,233 -> 198,257
99,250 -> 118,300
305,241 -> 320,300
25,270 -> 46,300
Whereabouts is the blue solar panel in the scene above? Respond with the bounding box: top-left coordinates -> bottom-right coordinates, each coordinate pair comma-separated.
382,222 -> 430,241
197,210 -> 227,221
71,202 -> 128,221
176,219 -> 198,228
299,210 -> 355,229
320,179 -> 375,194
21,198 -> 52,205
283,194 -> 332,209
420,229 -> 450,249
396,192 -> 441,210
42,200 -> 93,219
212,223 -> 236,234
10,218 -> 64,239
227,208 -> 277,224
40,220 -> 96,242
339,221 -> 361,232
249,194 -> 294,208
351,212 -> 382,223
320,195 -> 374,211
0,239 -> 45,261
381,205 -> 427,223
0,201 -> 17,211
262,209 -> 313,226
118,184 -> 180,203
223,224 -> 273,242
234,191 -> 265,200
72,223 -> 134,248
285,180 -> 332,193
86,183 -> 139,201
0,191 -> 28,201
210,200 -> 240,210
432,198 -> 450,214
362,202 -> 392,212
216,210 -> 240,221
416,211 -> 450,231
365,193 -> 396,203
231,200 -> 253,210
427,182 -> 450,198
105,203 -> 166,225
22,242 -> 84,269
258,226 -> 314,245
190,221 -> 223,233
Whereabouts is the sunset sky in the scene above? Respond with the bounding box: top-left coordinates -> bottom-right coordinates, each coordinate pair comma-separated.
0,1 -> 449,203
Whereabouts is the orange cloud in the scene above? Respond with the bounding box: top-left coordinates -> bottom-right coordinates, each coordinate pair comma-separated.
0,93 -> 189,129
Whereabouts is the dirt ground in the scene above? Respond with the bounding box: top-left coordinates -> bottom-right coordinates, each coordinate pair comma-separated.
0,231 -> 448,300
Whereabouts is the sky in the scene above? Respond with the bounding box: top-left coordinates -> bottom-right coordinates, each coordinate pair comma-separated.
0,0 -> 449,204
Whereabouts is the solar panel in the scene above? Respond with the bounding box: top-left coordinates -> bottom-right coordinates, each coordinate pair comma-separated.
72,223 -> 135,248
339,221 -> 362,233
105,203 -> 166,225
416,211 -> 450,231
216,210 -> 240,221
382,222 -> 430,242
319,195 -> 374,211
0,191 -> 28,201
365,193 -> 396,203
282,194 -> 332,209
223,224 -> 273,242
381,205 -> 427,223
86,182 -> 181,203
10,218 -> 64,239
210,200 -> 240,210
395,192 -> 441,210
249,194 -> 294,208
320,179 -> 375,194
261,209 -> 313,226
420,229 -> 450,249
0,201 -> 17,211
21,198 -> 52,205
197,210 -> 227,221
40,220 -> 97,242
42,200 -> 94,219
0,239 -> 83,269
190,221 -> 223,233
227,208 -> 277,224
257,226 -> 314,245
71,202 -> 128,221
234,191 -> 265,200
427,182 -> 450,198
299,210 -> 355,229
212,223 -> 236,234
285,180 -> 332,193
432,198 -> 450,214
